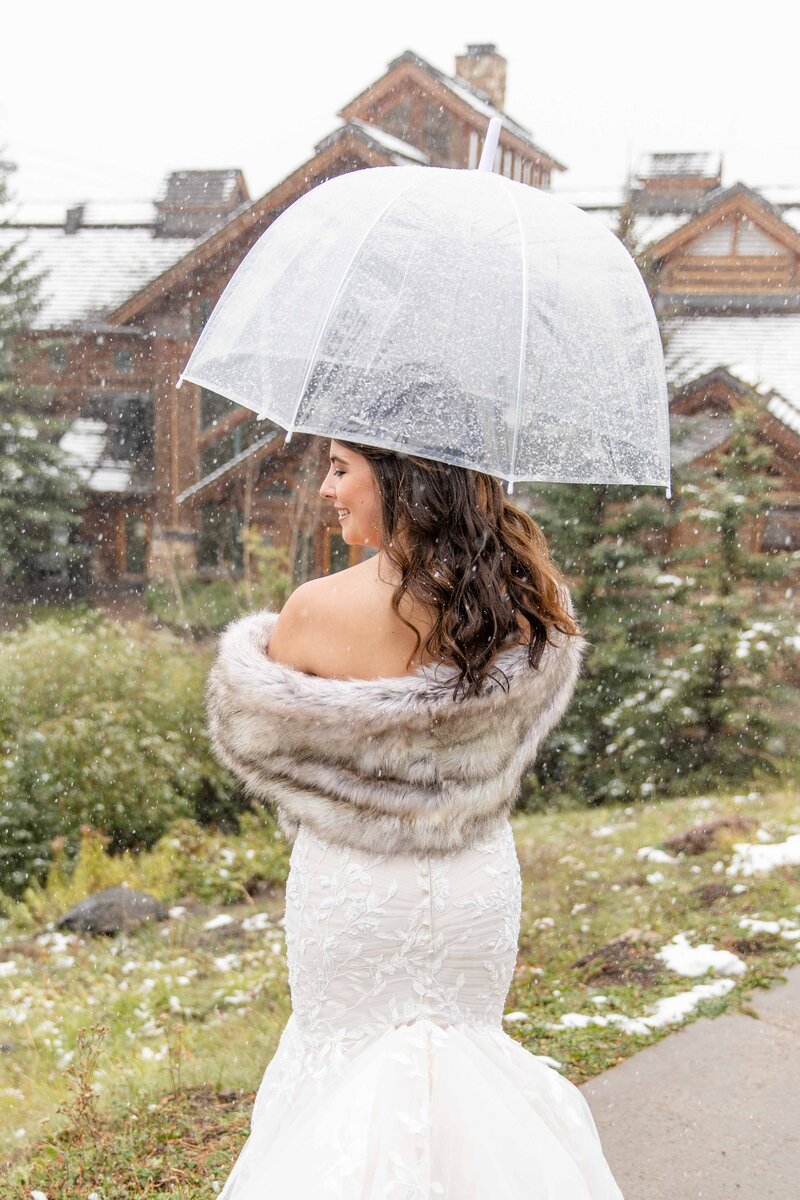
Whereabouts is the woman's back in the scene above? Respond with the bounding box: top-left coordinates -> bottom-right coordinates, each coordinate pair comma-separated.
273,555 -> 530,682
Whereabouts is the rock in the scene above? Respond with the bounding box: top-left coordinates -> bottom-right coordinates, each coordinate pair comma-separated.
56,886 -> 168,935
691,881 -> 736,905
663,815 -> 758,856
571,930 -> 665,986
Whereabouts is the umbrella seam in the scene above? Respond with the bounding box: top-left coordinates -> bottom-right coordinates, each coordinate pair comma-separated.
503,182 -> 529,490
287,170 -> 423,438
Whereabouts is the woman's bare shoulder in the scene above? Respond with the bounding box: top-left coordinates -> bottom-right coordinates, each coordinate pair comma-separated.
268,569 -> 389,679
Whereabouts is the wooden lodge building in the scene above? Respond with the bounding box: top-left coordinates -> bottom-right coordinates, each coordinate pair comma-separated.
3,45 -> 800,588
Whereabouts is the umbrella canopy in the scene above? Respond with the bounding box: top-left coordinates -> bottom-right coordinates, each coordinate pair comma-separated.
179,153 -> 671,496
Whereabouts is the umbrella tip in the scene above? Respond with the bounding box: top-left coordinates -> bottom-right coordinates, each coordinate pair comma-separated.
285,429 -> 293,445
176,375 -> 183,391
477,117 -> 502,173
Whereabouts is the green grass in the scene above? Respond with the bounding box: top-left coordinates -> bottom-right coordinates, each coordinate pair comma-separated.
2,786 -> 799,1196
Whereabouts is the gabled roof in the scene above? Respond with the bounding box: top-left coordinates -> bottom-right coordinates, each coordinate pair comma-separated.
107,129 -> 401,327
665,315 -> 800,439
0,174 -> 249,331
317,119 -> 430,166
668,365 -> 800,478
339,49 -> 566,171
551,182 -> 800,249
0,223 -> 196,329
645,182 -> 800,260
669,409 -> 734,468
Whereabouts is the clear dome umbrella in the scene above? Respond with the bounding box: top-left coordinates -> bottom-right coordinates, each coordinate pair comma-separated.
178,119 -> 671,497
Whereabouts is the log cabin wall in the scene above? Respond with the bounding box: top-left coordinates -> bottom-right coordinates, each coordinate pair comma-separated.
10,57 -> 799,591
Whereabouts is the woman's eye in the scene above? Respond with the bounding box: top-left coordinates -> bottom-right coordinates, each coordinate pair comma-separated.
333,469 -> 344,477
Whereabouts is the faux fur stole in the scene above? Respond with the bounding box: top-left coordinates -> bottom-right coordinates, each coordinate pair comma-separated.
205,602 -> 587,858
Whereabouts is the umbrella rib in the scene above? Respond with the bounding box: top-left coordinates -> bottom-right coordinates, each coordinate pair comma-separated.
503,182 -> 529,493
285,172 -> 420,441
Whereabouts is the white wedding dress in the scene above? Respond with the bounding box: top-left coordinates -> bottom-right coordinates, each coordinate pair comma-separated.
217,818 -> 625,1198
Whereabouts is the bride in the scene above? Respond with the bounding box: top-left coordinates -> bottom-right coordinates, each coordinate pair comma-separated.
206,438 -> 625,1198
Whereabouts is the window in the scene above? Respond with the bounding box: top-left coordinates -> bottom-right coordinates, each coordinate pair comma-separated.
421,99 -> 454,161
292,530 -> 314,585
197,297 -> 215,334
379,98 -> 413,143
108,395 -> 154,464
48,344 -> 68,371
200,387 -> 239,431
123,510 -> 148,574
198,504 -> 243,569
468,129 -> 479,169
327,529 -> 350,574
114,347 -> 134,372
199,415 -> 259,477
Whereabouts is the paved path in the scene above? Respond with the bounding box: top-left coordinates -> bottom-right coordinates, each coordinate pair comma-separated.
580,965 -> 800,1199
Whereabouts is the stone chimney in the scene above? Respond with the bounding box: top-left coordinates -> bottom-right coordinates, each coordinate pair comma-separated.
455,44 -> 507,111
154,169 -> 249,238
64,203 -> 85,235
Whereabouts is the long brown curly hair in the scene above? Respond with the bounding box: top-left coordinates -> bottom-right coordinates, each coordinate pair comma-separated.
334,438 -> 584,700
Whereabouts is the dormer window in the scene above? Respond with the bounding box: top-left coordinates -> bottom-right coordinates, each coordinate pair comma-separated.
114,347 -> 134,372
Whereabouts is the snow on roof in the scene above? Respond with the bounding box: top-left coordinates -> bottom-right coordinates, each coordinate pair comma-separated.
669,411 -> 734,468
0,225 -> 195,328
347,119 -> 430,165
4,200 -> 157,227
386,50 -> 553,159
633,213 -> 693,246
767,393 -> 800,436
666,314 -> 800,423
550,183 -> 800,247
58,417 -> 135,493
778,206 -> 800,235
549,195 -> 689,245
156,169 -> 244,208
636,151 -> 721,180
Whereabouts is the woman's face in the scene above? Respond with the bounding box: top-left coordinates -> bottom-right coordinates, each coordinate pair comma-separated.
319,441 -> 383,548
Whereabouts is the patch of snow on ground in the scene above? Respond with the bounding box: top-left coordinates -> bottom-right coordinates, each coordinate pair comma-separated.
636,846 -> 679,863
656,932 -> 747,977
535,1054 -> 564,1070
203,913 -> 237,930
726,834 -> 800,876
546,978 -> 736,1035
739,916 -> 800,940
241,912 -> 272,932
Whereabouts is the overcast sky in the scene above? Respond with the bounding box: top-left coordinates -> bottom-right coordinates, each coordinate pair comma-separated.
3,0 -> 797,209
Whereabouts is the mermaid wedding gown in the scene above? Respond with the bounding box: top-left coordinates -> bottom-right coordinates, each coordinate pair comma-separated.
217,817 -> 625,1198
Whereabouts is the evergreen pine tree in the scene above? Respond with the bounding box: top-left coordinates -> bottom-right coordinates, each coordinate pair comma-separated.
523,479 -> 676,804
0,153 -> 86,598
655,394 -> 797,786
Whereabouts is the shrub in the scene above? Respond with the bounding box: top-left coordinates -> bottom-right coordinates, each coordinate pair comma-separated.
0,811 -> 290,928
0,612 -> 244,899
143,539 -> 292,636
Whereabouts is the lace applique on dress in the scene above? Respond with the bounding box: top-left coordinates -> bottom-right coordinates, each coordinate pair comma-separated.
217,819 -> 625,1199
